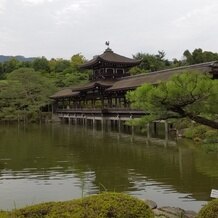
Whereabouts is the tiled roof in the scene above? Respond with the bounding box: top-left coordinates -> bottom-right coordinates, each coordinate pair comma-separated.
71,80 -> 115,91
80,48 -> 141,69
51,62 -> 216,98
107,62 -> 214,91
50,89 -> 79,99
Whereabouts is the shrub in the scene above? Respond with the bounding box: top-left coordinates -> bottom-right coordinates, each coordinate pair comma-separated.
183,127 -> 195,139
0,211 -> 9,218
204,130 -> 218,142
174,118 -> 191,130
184,125 -> 212,140
197,199 -> 218,218
12,192 -> 154,218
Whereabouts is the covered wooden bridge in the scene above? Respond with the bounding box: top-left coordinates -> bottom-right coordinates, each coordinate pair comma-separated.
50,47 -> 218,136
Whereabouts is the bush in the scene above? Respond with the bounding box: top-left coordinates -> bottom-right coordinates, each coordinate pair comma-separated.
174,118 -> 191,130
197,199 -> 218,218
12,192 -> 154,218
183,125 -> 215,141
204,130 -> 218,142
0,211 -> 8,218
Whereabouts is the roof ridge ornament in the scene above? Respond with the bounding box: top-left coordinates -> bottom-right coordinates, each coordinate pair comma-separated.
104,41 -> 113,53
105,41 -> 110,48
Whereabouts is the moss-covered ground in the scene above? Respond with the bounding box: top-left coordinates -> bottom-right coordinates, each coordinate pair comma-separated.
0,192 -> 154,218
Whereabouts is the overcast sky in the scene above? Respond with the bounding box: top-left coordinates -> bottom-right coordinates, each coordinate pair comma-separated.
0,0 -> 218,60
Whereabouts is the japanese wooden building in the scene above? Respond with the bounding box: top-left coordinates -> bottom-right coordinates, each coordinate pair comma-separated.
50,47 -> 217,135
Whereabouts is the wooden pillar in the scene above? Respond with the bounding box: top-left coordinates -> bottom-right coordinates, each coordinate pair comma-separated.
74,114 -> 77,125
147,123 -> 150,139
118,97 -> 122,108
68,115 -> 71,125
85,116 -> 87,127
101,116 -> 105,132
108,119 -> 111,131
62,99 -> 64,109
93,116 -> 96,128
68,98 -> 71,109
130,115 -> 134,137
164,120 -> 169,141
118,115 -> 121,133
101,97 -> 104,108
82,115 -> 85,126
154,122 -> 157,135
115,97 -> 118,108
124,97 -> 127,108
131,125 -> 134,137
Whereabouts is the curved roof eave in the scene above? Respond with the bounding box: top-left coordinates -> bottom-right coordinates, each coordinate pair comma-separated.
80,50 -> 141,69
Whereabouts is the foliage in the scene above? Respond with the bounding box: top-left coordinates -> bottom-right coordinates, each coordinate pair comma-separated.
71,53 -> 86,70
131,51 -> 170,75
197,199 -> 218,218
130,48 -> 218,75
47,54 -> 89,88
49,58 -> 71,73
183,125 -> 218,144
129,66 -> 148,75
0,68 -> 56,122
11,192 -> 154,218
32,56 -> 50,73
204,130 -> 218,141
184,125 -> 209,140
0,211 -> 8,218
183,48 -> 218,65
0,53 -> 89,121
127,71 -> 218,129
1,58 -> 20,75
174,118 -> 191,130
47,70 -> 89,88
201,143 -> 218,153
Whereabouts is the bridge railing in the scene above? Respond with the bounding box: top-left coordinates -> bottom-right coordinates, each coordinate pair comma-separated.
56,107 -> 146,115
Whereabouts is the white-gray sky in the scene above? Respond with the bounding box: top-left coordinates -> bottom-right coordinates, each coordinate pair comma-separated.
0,0 -> 218,60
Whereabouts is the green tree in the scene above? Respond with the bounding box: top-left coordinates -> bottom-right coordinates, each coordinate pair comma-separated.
0,68 -> 56,122
0,63 -> 4,79
49,58 -> 72,73
130,51 -> 170,75
32,57 -> 50,73
2,58 -> 20,74
46,54 -> 89,88
127,71 -> 218,129
71,53 -> 86,70
183,48 -> 218,65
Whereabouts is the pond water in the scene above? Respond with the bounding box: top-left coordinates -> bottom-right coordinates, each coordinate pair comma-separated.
0,124 -> 217,212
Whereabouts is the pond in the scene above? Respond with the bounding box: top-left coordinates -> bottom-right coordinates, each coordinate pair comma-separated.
0,124 -> 217,212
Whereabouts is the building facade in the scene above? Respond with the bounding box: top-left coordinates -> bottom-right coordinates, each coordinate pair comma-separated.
50,48 -> 217,130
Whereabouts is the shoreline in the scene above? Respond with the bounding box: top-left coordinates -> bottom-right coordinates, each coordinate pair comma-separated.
0,196 -> 202,218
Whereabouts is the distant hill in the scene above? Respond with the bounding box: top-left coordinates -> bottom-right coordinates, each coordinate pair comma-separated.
0,55 -> 35,63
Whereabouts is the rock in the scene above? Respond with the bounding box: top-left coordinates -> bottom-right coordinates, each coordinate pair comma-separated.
153,208 -> 175,218
144,199 -> 157,209
142,198 -> 197,217
184,210 -> 197,218
153,207 -> 197,218
159,206 -> 185,215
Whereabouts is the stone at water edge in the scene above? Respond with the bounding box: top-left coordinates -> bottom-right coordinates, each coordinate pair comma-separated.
153,207 -> 197,218
184,210 -> 197,218
144,199 -> 157,209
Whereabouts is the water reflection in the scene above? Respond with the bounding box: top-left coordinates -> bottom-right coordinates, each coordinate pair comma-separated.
0,124 -> 217,211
